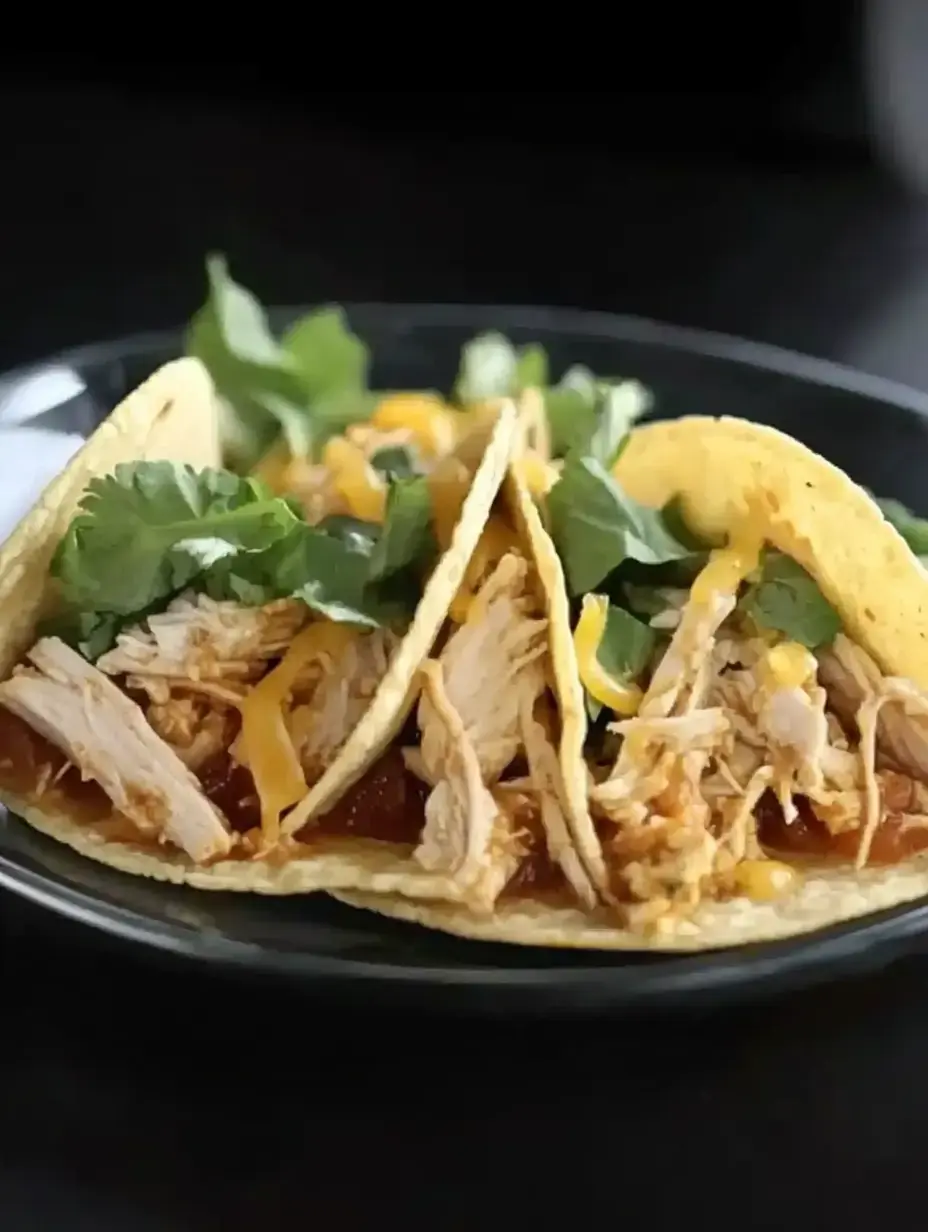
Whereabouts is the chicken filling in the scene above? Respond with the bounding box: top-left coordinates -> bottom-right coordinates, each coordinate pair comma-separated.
579,543 -> 928,931
0,548 -> 582,910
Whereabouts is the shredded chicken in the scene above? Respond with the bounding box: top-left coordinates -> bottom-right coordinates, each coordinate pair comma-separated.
95,593 -> 309,776
819,634 -> 928,785
286,628 -> 398,781
146,697 -> 230,771
410,553 -> 548,905
586,579 -> 928,927
590,587 -> 736,907
817,634 -> 928,864
97,593 -> 307,683
0,638 -> 230,861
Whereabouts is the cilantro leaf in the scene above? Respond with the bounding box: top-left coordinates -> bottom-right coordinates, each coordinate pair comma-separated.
369,477 -> 437,582
281,306 -> 368,398
873,494 -> 928,557
515,343 -> 548,390
281,307 -> 375,441
186,257 -> 373,467
369,445 -> 421,480
205,522 -> 396,628
51,462 -> 298,617
741,552 -> 840,650
543,367 -> 650,460
39,610 -> 125,663
548,456 -> 692,596
185,255 -> 311,466
314,514 -> 381,555
454,332 -> 548,404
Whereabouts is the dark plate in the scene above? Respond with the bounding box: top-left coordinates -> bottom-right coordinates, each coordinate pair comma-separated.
2,303 -> 928,1016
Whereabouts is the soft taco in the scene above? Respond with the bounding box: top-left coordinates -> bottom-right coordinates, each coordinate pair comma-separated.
0,352 -> 596,916
333,390 -> 928,950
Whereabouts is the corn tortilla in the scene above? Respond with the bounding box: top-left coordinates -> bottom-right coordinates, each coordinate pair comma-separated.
330,848 -> 928,950
0,361 -> 522,901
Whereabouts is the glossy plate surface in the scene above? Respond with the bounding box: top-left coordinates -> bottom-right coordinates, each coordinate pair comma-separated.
2,303 -> 928,1014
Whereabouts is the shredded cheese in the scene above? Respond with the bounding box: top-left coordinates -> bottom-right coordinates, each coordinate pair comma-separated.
733,858 -> 798,902
690,533 -> 763,606
573,593 -> 642,716
370,394 -> 458,458
515,455 -> 560,500
321,437 -> 387,522
760,642 -> 817,691
238,621 -> 360,845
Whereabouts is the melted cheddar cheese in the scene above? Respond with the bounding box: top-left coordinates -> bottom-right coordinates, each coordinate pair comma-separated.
370,394 -> 458,458
321,437 -> 387,523
690,533 -> 763,605
515,454 -> 560,500
760,641 -> 817,691
238,622 -> 360,844
573,593 -> 643,716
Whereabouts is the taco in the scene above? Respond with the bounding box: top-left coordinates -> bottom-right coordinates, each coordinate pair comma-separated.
0,355 -> 596,916
332,401 -> 928,950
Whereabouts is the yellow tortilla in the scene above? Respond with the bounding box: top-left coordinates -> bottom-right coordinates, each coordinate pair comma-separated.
0,360 -> 525,899
0,358 -> 222,678
330,848 -> 928,949
617,416 -> 928,686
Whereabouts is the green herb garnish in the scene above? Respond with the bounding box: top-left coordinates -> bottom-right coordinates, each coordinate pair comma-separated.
186,255 -> 372,469
48,460 -> 436,658
740,552 -> 840,650
548,456 -> 692,596
873,494 -> 928,557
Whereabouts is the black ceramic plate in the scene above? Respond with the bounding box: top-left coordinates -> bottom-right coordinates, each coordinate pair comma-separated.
3,303 -> 928,1016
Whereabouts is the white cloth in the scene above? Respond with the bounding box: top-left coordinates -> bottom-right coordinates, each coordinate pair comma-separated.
0,429 -> 84,542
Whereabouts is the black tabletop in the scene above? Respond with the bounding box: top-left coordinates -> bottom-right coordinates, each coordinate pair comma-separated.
2,82 -> 927,1230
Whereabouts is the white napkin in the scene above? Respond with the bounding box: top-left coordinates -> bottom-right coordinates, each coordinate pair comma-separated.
0,429 -> 85,543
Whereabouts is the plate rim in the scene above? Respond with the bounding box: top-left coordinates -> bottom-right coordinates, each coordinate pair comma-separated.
2,302 -> 928,421
2,302 -> 928,1006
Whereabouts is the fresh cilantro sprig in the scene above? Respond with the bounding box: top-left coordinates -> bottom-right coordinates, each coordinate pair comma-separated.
47,461 -> 435,659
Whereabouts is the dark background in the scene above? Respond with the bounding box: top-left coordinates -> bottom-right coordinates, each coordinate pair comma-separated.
4,17 -> 928,1229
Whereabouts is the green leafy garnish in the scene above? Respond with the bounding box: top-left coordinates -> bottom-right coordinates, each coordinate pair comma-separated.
186,256 -> 371,468
741,552 -> 840,649
185,256 -> 312,465
52,462 -> 299,617
369,445 -> 421,480
454,332 -> 546,404
873,495 -> 928,556
548,456 -> 692,596
49,460 -> 437,658
515,343 -> 548,390
313,514 -> 381,555
204,522 -> 391,627
585,603 -> 657,720
369,477 -> 437,582
40,610 -> 126,664
280,307 -> 374,440
547,368 -> 651,464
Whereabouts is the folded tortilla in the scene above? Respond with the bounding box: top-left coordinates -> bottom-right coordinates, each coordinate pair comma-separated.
332,415 -> 928,949
0,359 -> 548,898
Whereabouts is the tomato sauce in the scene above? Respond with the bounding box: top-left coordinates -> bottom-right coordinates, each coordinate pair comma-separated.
0,701 -> 573,898
497,796 -> 567,900
198,754 -> 261,835
0,706 -> 109,819
307,747 -> 429,845
756,789 -> 928,866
